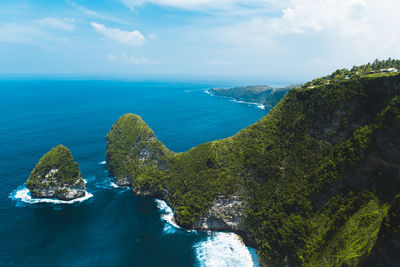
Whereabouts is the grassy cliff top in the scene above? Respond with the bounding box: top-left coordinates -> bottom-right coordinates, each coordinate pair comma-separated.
26,145 -> 82,187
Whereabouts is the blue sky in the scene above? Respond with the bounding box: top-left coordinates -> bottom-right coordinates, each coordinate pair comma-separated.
0,0 -> 399,81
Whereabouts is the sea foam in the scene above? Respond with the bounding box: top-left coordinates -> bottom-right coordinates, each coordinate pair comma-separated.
98,161 -> 106,165
194,232 -> 260,267
94,174 -> 129,191
155,199 -> 259,266
9,185 -> 93,206
205,89 -> 265,110
155,199 -> 182,233
230,99 -> 265,110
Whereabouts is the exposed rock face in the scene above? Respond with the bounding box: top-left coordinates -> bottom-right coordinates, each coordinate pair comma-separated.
26,145 -> 85,200
192,194 -> 257,247
193,195 -> 246,232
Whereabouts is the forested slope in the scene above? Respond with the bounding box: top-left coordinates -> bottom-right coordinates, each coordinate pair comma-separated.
107,61 -> 400,266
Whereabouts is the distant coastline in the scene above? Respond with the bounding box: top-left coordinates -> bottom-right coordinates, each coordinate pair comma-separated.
206,85 -> 292,110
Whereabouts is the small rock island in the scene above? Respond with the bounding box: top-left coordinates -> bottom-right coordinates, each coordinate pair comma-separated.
26,145 -> 85,200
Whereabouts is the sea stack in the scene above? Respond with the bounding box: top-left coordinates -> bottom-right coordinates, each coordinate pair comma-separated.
106,113 -> 173,189
26,145 -> 85,200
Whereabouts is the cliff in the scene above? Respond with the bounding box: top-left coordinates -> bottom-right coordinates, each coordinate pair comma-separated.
209,85 -> 290,109
106,63 -> 400,266
26,145 -> 85,200
106,113 -> 173,190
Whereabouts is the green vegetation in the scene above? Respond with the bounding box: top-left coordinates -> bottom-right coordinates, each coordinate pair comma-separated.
209,85 -> 290,109
304,58 -> 400,87
26,145 -> 83,189
106,113 -> 173,188
107,59 -> 400,266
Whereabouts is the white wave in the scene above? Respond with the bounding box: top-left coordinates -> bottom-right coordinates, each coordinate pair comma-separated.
248,247 -> 260,267
194,232 -> 260,267
155,199 -> 182,233
256,104 -> 265,109
98,161 -> 106,165
93,175 -> 129,191
206,89 -> 265,110
110,181 -> 120,188
230,99 -> 265,110
9,185 -> 93,205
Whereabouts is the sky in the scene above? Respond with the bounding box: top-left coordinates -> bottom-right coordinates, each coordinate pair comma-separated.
0,0 -> 400,82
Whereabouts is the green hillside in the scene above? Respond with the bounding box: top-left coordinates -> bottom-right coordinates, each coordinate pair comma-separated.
107,60 -> 400,266
209,85 -> 290,109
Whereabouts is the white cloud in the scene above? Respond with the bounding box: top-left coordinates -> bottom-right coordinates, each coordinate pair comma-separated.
36,18 -> 77,31
0,21 -> 73,45
267,0 -> 400,61
0,16 -> 78,45
181,0 -> 400,79
0,23 -> 40,44
120,0 -> 281,11
67,0 -> 97,16
269,0 -> 367,34
66,0 -> 131,25
91,22 -> 145,46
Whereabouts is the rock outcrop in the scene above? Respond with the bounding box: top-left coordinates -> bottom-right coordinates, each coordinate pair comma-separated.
192,194 -> 257,246
106,113 -> 172,187
26,145 -> 85,200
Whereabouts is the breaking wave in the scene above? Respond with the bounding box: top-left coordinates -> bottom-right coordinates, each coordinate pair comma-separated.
230,99 -> 265,110
205,89 -> 265,110
194,232 -> 260,267
9,185 -> 93,206
155,199 -> 182,234
94,173 -> 129,191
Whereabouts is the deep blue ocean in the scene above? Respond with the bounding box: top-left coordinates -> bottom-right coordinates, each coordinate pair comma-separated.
0,79 -> 269,267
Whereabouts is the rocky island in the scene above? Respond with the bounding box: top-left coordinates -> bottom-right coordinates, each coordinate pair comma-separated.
107,60 -> 400,266
26,145 -> 86,200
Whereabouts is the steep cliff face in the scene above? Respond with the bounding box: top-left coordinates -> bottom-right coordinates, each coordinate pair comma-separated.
106,69 -> 400,266
192,194 -> 257,246
26,145 -> 85,200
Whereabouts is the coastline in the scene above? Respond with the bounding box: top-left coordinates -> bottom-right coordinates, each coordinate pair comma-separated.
129,186 -> 260,265
132,187 -> 257,244
205,90 -> 267,110
153,197 -> 261,267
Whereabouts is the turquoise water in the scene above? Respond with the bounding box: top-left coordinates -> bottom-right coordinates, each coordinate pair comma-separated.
0,79 -> 267,266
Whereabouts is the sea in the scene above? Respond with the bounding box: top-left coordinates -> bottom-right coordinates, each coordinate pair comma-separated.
0,78 -> 273,267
